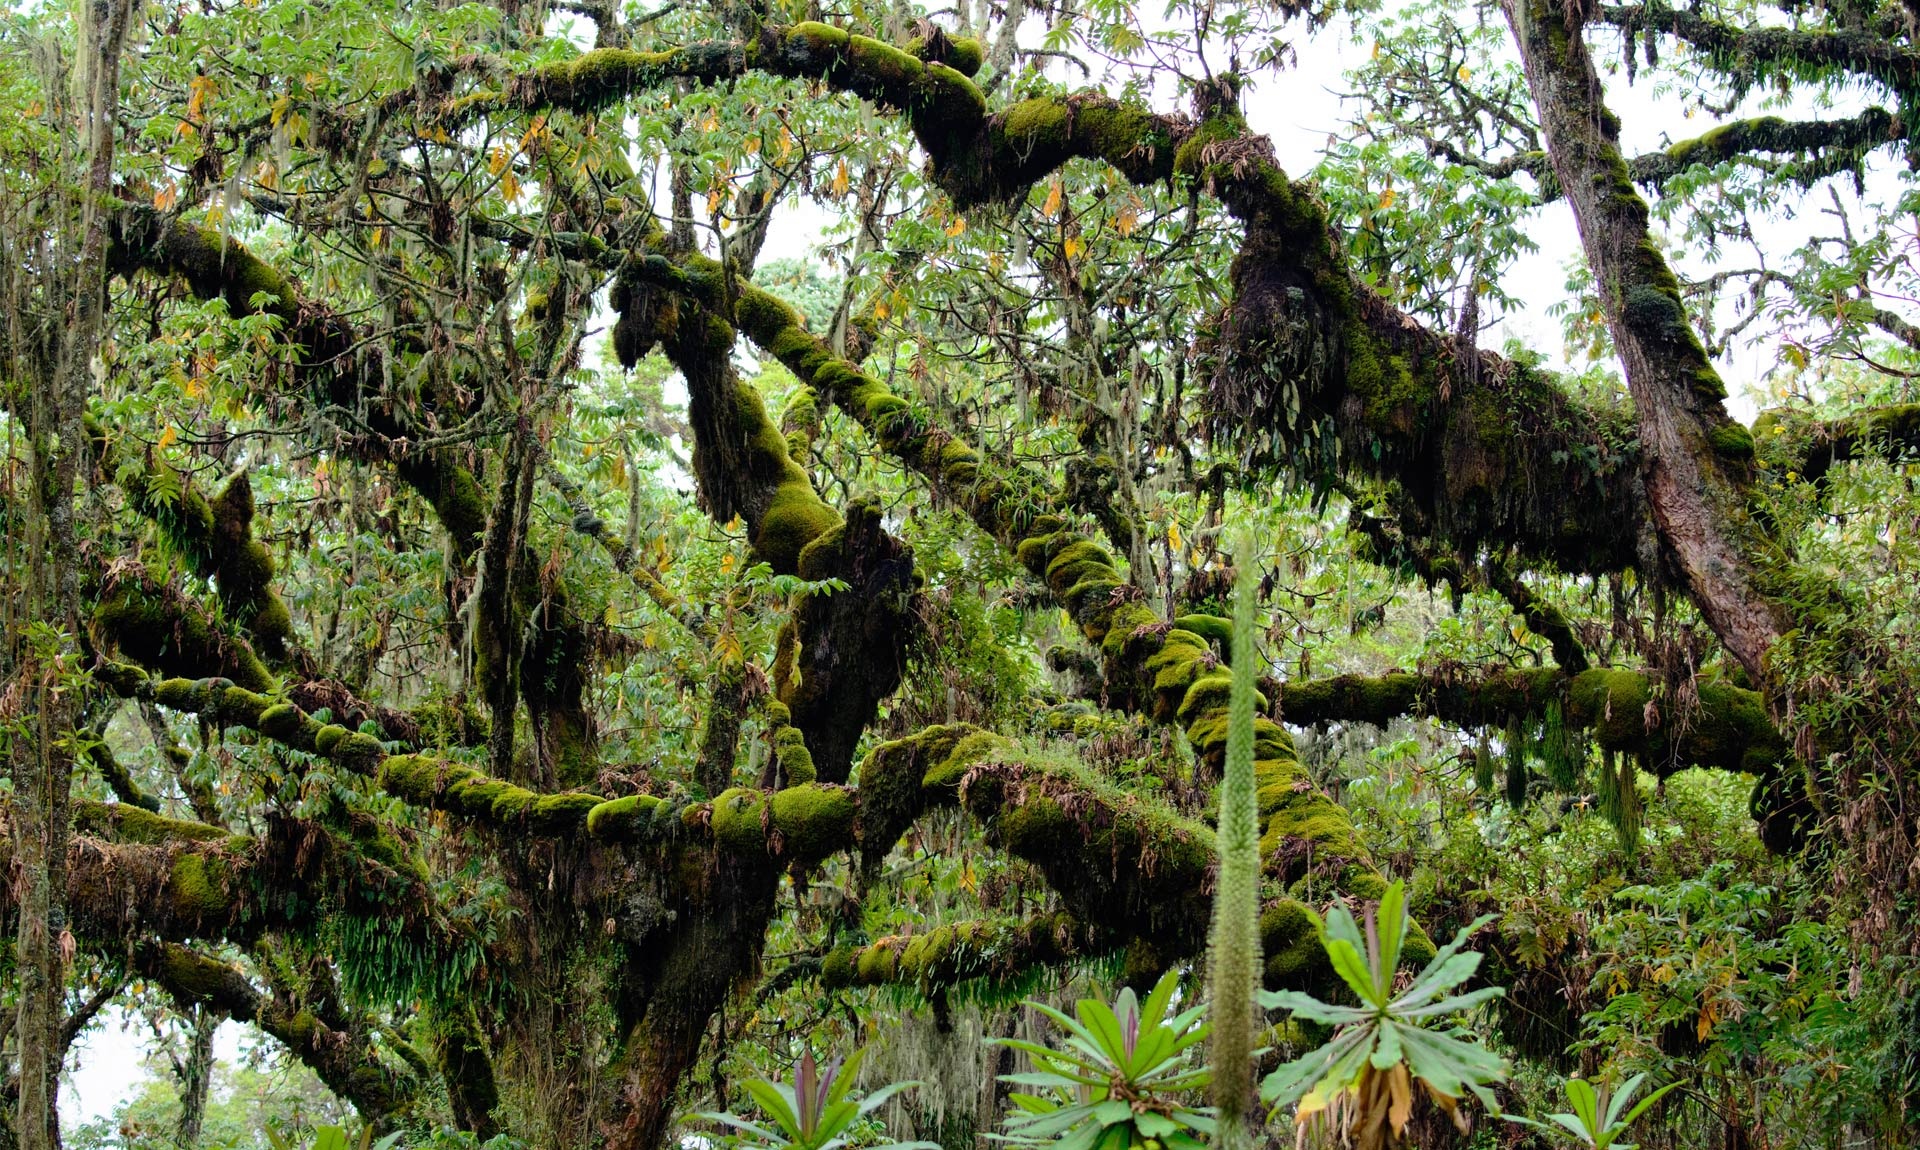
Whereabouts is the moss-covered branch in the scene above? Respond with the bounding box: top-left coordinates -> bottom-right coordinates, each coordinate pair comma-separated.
816,912 -> 1102,993
1443,107 -> 1904,196
1756,402 -> 1920,486
90,418 -> 303,668
1349,509 -> 1590,673
1280,666 -> 1783,775
728,281 -> 1400,922
1596,4 -> 1920,103
92,568 -> 276,693
136,941 -> 419,1122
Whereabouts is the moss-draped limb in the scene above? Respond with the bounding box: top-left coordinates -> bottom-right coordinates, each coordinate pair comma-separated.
544,460 -> 714,637
135,941 -> 419,1123
90,421 -> 303,668
817,913 -> 1103,994
82,733 -> 161,813
0,811 -> 461,963
1278,666 -> 1785,776
1595,4 -> 1920,103
465,23 -> 1667,576
629,250 -> 916,784
1756,402 -> 1920,487
446,41 -> 747,123
91,571 -> 276,693
1447,107 -> 1906,197
729,287 -> 1395,908
1349,509 -> 1590,673
105,206 -> 597,761
1503,0 -> 1786,680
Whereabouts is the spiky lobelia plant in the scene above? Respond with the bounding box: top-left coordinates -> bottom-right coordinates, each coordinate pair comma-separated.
1208,533 -> 1264,1150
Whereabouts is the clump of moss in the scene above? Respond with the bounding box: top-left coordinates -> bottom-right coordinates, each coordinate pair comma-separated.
586,794 -> 666,839
771,783 -> 856,864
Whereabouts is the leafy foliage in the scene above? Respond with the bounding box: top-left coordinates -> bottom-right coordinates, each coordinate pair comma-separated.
1260,881 -> 1506,1147
990,972 -> 1215,1150
700,1051 -> 935,1150
1504,1074 -> 1681,1149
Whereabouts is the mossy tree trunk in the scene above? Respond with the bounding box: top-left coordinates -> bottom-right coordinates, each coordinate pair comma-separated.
1503,0 -> 1786,680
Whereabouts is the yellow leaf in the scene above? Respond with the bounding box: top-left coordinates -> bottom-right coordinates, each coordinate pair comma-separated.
270,94 -> 293,127
500,170 -> 519,202
1378,187 -> 1397,210
1042,178 -> 1063,217
157,425 -> 178,448
1168,521 -> 1183,551
831,159 -> 850,197
1456,64 -> 1472,81
1062,235 -> 1084,260
152,182 -> 178,210
874,299 -> 889,320
187,75 -> 216,119
1115,198 -> 1140,236
604,605 -> 620,626
720,553 -> 736,573
946,215 -> 966,237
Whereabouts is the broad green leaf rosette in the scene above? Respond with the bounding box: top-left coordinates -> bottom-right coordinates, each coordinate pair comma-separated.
1259,881 -> 1507,1147
700,1049 -> 938,1150
989,971 -> 1216,1150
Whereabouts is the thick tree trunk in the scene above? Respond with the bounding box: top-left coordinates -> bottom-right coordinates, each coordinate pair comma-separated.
1502,0 -> 1785,679
13,1 -> 135,1143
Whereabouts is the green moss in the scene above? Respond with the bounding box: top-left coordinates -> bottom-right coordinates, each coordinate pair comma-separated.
586,794 -> 664,838
821,947 -> 855,988
75,802 -> 225,844
925,730 -> 1010,788
1178,674 -> 1266,725
755,484 -> 840,574
774,726 -> 817,784
711,787 -> 771,854
1709,420 -> 1756,461
529,792 -> 603,833
169,850 -> 234,920
313,724 -> 349,755
771,783 -> 856,863
329,732 -> 387,773
257,703 -> 305,741
905,34 -> 984,76
1172,613 -> 1233,658
1001,99 -> 1072,153
856,941 -> 897,983
489,789 -> 538,822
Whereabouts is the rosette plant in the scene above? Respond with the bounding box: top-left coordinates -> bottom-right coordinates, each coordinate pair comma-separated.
699,1049 -> 937,1150
990,970 -> 1216,1150
1260,881 -> 1507,1148
1505,1074 -> 1681,1148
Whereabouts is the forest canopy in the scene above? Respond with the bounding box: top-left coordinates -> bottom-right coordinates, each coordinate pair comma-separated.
2,0 -> 1919,1142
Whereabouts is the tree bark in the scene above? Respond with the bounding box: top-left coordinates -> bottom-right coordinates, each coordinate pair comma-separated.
13,1 -> 135,1143
1503,0 -> 1786,680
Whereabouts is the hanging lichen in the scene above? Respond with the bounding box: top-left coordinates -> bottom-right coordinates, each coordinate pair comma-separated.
1538,697 -> 1586,793
1595,748 -> 1642,855
1505,716 -> 1530,810
1473,733 -> 1495,794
